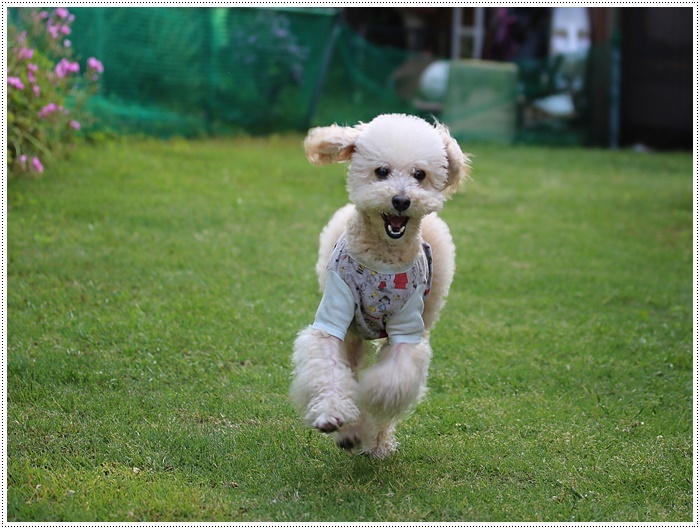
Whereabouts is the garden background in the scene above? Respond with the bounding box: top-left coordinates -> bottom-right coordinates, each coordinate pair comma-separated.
6,6 -> 694,522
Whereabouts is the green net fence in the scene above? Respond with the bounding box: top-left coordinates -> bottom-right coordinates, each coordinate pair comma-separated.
10,7 -> 607,144
66,7 -> 342,136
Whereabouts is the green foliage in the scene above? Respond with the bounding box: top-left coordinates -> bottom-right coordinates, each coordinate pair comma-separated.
7,138 -> 693,521
7,7 -> 103,175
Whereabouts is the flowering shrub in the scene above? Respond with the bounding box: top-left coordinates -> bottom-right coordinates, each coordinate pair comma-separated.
7,7 -> 103,175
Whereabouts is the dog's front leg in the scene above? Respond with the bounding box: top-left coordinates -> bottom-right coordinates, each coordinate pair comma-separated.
290,326 -> 360,433
357,339 -> 433,421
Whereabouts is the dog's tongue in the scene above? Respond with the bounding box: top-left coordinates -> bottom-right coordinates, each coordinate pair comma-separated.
383,214 -> 409,239
385,214 -> 406,230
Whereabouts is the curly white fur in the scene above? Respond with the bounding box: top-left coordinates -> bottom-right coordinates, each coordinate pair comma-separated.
290,114 -> 469,458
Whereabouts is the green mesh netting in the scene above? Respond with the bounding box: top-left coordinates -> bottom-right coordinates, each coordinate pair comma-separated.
66,7 -> 341,136
10,7 -> 603,144
63,7 -> 429,136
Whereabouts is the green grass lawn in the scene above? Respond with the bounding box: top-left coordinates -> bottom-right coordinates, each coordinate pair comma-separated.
7,136 -> 693,521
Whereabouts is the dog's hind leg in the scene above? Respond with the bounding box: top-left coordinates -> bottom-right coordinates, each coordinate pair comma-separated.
332,410 -> 397,458
290,327 -> 360,433
364,418 -> 398,459
332,411 -> 369,453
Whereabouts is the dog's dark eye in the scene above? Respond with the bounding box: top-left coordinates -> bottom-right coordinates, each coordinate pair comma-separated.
375,167 -> 390,179
414,169 -> 426,181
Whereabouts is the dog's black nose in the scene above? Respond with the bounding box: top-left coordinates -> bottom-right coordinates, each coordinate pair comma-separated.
392,195 -> 411,213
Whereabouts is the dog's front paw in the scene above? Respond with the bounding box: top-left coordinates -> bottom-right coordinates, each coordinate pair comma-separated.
312,413 -> 345,433
306,393 -> 360,433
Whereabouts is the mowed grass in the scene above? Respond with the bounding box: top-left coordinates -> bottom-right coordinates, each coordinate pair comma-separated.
7,136 -> 693,521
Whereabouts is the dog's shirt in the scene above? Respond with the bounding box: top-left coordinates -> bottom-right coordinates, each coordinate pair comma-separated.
312,233 -> 432,344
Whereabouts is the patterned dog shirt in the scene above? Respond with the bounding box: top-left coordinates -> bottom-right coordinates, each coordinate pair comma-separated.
312,234 -> 433,344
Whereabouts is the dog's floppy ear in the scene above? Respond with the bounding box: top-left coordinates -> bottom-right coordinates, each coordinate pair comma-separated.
434,121 -> 470,197
304,123 -> 366,165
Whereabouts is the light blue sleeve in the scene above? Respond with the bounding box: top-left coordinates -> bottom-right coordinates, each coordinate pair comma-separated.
311,270 -> 355,341
386,285 -> 426,344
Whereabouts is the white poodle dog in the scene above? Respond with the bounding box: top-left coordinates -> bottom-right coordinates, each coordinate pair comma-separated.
290,113 -> 469,458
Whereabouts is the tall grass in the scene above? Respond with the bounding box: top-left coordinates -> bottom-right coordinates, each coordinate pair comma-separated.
7,136 -> 693,521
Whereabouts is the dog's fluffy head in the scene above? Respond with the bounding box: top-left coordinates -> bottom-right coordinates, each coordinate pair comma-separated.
304,114 -> 469,241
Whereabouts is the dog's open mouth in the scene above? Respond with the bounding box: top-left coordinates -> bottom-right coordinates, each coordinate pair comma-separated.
382,213 -> 409,239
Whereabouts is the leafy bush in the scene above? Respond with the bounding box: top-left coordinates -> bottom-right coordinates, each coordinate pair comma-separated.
7,7 -> 103,175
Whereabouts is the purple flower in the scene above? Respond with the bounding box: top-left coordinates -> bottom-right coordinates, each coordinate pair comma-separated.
7,77 -> 25,90
87,57 -> 104,74
60,25 -> 71,36
19,155 -> 27,169
33,85 -> 41,97
31,157 -> 44,173
55,7 -> 69,19
63,39 -> 71,48
69,120 -> 81,130
38,11 -> 48,19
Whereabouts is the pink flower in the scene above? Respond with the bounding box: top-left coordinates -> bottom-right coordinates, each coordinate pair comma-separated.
38,11 -> 48,19
17,47 -> 34,60
27,63 -> 37,83
19,155 -> 27,169
54,60 -> 67,77
7,77 -> 25,90
47,23 -> 60,39
38,103 -> 58,118
63,39 -> 71,48
33,85 -> 41,97
55,58 -> 79,78
31,157 -> 44,173
60,25 -> 71,36
55,7 -> 69,19
87,57 -> 104,74
69,120 -> 81,130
